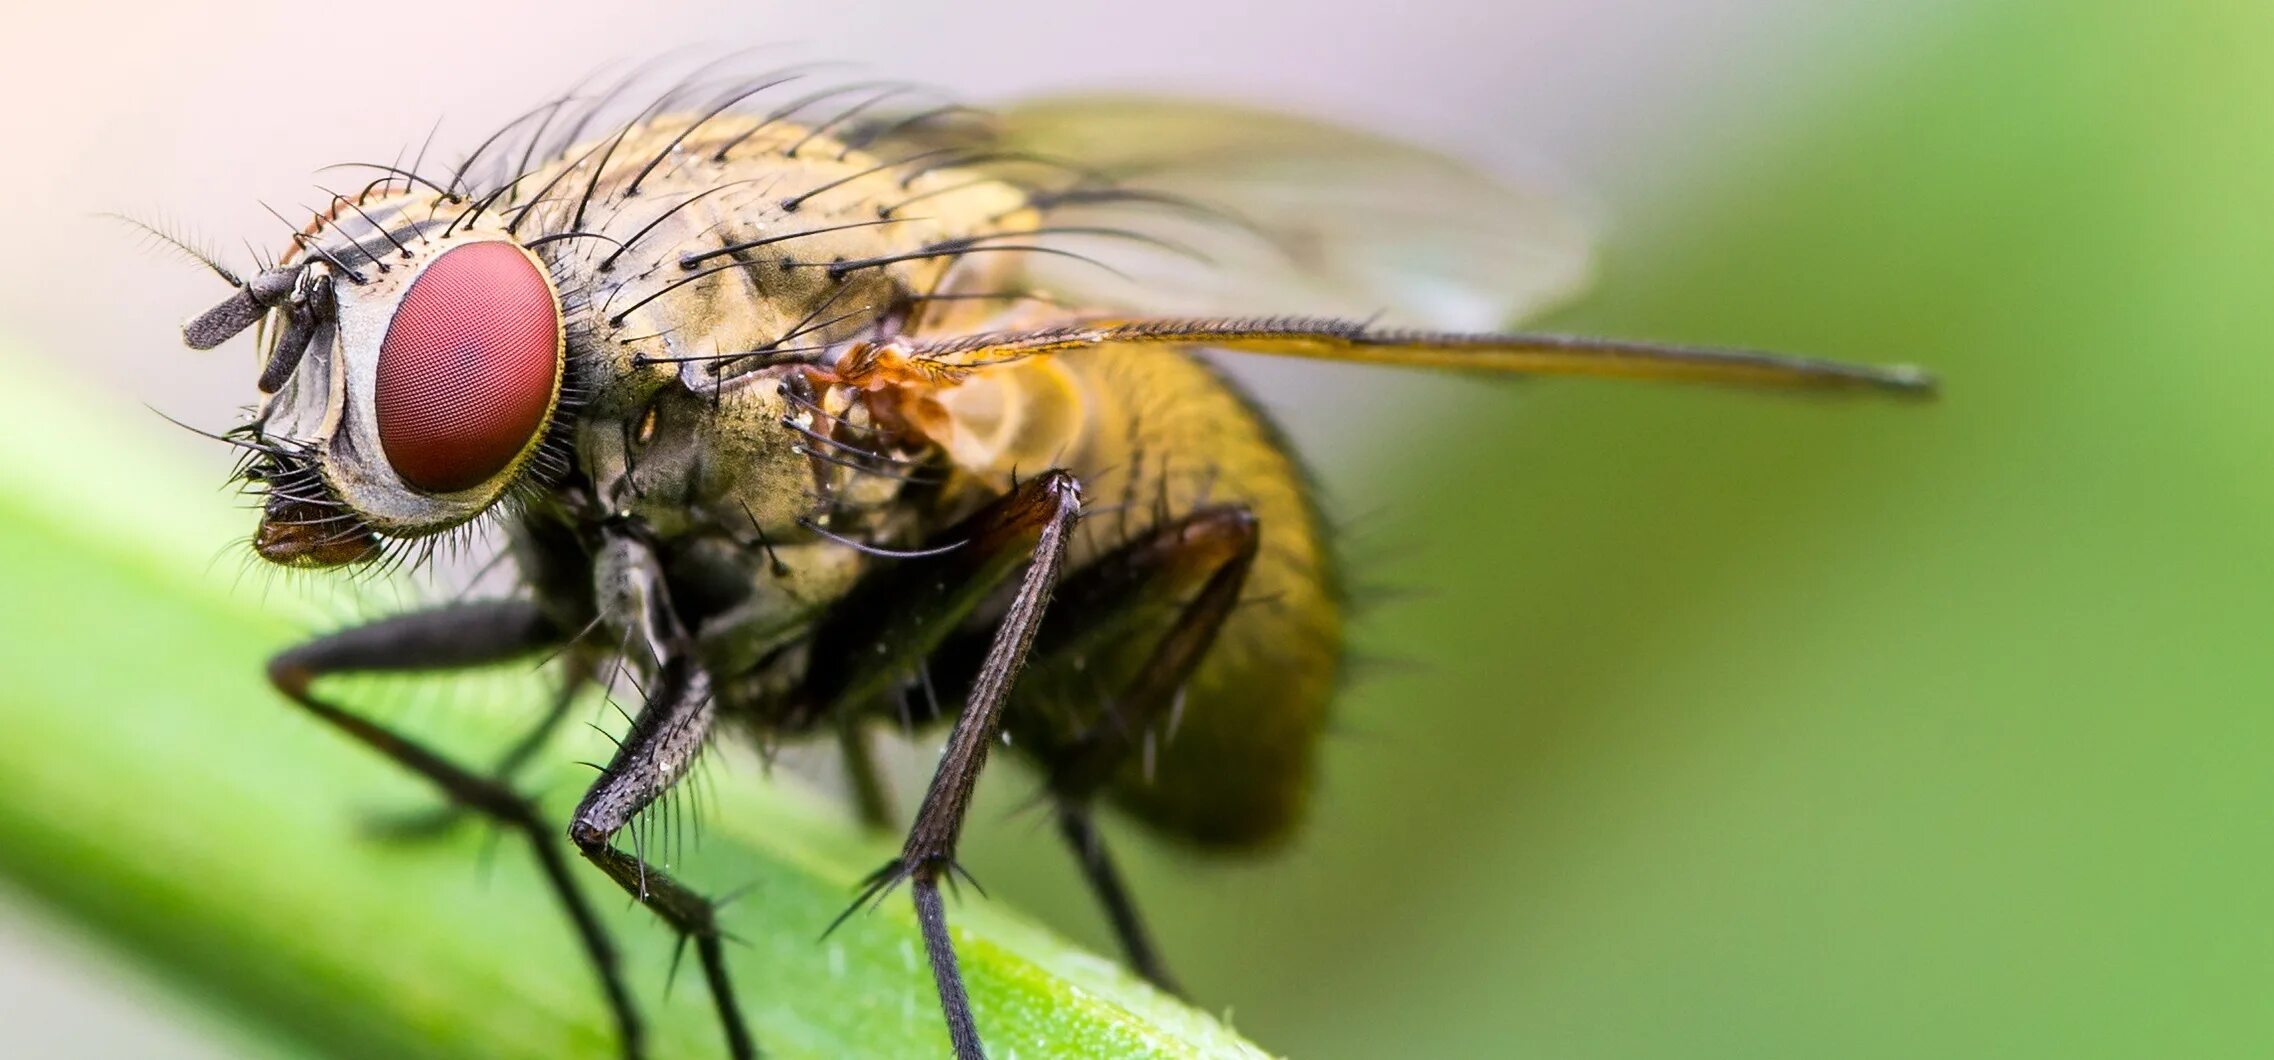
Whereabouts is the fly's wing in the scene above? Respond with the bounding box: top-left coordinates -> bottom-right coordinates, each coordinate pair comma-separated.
907,318 -> 1936,396
948,95 -> 1596,331
853,95 -> 1932,395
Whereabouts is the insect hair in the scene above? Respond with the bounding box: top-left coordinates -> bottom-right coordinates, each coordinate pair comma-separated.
261,202 -> 366,283
834,103 -> 991,159
102,212 -> 243,287
619,75 -> 814,196
317,187 -> 419,257
211,52 -> 1277,590
800,239 -> 1122,283
775,146 -> 962,213
704,78 -> 912,163
319,162 -> 462,204
597,178 -> 775,272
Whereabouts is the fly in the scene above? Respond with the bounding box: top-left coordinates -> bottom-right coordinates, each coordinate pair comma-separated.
165,65 -> 1933,1060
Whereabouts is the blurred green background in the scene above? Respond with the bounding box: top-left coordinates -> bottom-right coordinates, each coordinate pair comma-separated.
4,0 -> 2272,1056
978,1 -> 2274,1057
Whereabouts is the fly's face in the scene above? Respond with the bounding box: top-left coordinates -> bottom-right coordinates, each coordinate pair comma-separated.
185,212 -> 568,567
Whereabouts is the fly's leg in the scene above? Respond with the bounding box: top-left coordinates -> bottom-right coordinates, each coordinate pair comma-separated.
801,463 -> 1105,836
569,527 -> 753,1060
836,715 -> 895,831
808,471 -> 1084,1060
265,600 -> 644,1059
1020,505 -> 1259,995
371,668 -> 585,840
905,472 -> 1080,1060
1054,809 -> 1170,992
1035,505 -> 1259,802
567,655 -> 750,1060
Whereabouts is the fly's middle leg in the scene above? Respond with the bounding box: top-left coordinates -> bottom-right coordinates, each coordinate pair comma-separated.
893,471 -> 1081,1060
835,713 -> 896,831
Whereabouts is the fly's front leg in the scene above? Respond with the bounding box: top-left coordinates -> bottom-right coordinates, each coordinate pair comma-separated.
812,470 -> 1083,1060
570,525 -> 753,1060
265,600 -> 644,1059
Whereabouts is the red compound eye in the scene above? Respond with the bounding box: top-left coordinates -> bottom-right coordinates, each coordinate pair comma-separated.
374,241 -> 561,493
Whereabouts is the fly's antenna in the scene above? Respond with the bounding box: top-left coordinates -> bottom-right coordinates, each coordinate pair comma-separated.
103,212 -> 243,287
181,265 -> 301,350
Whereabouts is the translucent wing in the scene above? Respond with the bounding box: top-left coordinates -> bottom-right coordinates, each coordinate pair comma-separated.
963,95 -> 1596,330
906,317 -> 1936,397
845,96 -> 1930,396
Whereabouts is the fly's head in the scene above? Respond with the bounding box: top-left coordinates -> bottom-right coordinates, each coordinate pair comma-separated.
182,206 -> 568,568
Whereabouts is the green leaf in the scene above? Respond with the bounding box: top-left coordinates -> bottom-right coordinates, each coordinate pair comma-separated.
0,350 -> 1272,1059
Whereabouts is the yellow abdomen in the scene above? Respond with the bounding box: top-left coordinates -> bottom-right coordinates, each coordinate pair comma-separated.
942,344 -> 1343,849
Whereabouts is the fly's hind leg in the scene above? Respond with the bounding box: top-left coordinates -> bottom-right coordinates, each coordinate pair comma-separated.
1046,504 -> 1264,991
801,471 -> 1086,1060
1054,808 -> 1171,993
266,600 -> 644,1059
1034,505 -> 1260,799
1025,504 -> 1258,996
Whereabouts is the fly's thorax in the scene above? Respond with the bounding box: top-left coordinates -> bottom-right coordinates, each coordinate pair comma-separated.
573,366 -> 897,699
518,116 -> 1033,402
672,533 -> 867,684
578,370 -> 818,539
